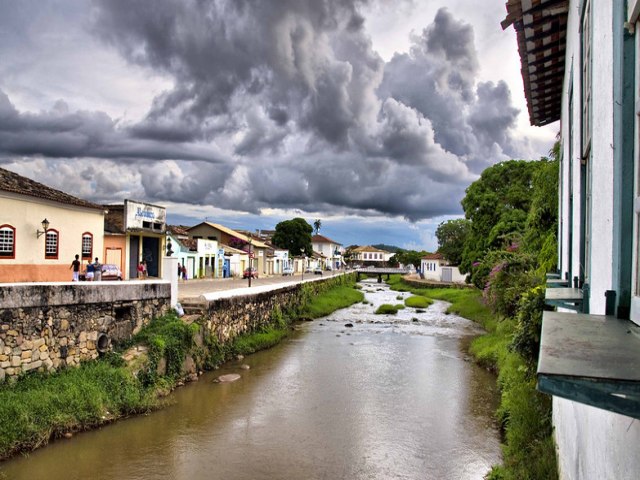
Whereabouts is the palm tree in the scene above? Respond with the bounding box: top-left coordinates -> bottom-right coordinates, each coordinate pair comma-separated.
313,219 -> 322,235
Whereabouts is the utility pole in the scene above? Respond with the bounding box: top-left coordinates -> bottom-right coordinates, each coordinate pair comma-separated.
248,236 -> 253,288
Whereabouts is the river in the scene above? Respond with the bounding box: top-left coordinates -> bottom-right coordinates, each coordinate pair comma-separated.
0,279 -> 501,480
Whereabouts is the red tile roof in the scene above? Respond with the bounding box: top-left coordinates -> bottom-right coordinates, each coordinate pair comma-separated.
422,252 -> 444,260
0,166 -> 104,211
312,234 -> 341,245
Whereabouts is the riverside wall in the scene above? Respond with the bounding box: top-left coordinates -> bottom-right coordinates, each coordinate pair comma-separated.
0,281 -> 171,381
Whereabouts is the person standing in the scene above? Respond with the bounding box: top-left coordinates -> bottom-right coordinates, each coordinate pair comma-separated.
137,261 -> 144,279
93,257 -> 102,281
85,261 -> 95,281
70,254 -> 81,281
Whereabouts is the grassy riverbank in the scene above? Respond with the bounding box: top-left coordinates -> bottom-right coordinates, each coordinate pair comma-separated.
386,275 -> 557,480
0,276 -> 363,461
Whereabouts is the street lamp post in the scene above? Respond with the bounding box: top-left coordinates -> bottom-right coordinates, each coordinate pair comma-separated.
301,255 -> 305,281
248,236 -> 253,288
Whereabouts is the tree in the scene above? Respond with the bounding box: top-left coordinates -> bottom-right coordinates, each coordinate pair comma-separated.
435,219 -> 470,265
313,219 -> 322,235
459,159 -> 542,273
390,249 -> 427,269
272,218 -> 313,256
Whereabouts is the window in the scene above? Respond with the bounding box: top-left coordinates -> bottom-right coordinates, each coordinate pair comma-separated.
82,232 -> 93,259
45,229 -> 59,259
0,225 -> 15,259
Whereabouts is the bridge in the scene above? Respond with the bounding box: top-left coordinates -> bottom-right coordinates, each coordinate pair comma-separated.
355,267 -> 410,283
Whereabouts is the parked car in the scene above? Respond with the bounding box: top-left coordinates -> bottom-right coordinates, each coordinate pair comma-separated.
313,267 -> 323,275
100,264 -> 123,281
243,267 -> 258,279
304,267 -> 313,273
282,267 -> 294,276
80,263 -> 123,281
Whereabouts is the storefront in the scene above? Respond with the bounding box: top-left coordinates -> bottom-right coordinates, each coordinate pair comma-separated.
124,200 -> 166,279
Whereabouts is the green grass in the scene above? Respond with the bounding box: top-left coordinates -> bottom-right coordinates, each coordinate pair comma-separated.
300,285 -> 364,319
374,303 -> 405,314
0,360 -> 155,460
404,295 -> 432,309
387,274 -> 557,480
232,326 -> 290,355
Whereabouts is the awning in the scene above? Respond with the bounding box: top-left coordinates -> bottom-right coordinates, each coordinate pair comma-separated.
537,311 -> 640,419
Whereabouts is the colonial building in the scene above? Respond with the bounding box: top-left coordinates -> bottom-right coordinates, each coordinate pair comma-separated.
0,167 -> 105,282
187,222 -> 269,275
504,1 -> 640,478
311,234 -> 343,269
104,200 -> 166,280
352,245 -> 389,266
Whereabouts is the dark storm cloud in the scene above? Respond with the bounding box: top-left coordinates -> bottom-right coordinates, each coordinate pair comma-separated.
0,89 -> 227,163
0,1 -> 524,221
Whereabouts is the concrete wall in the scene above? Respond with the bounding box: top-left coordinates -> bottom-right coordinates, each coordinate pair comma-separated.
0,281 -> 171,381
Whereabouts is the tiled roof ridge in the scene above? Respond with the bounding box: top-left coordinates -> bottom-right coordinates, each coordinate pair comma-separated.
0,166 -> 104,211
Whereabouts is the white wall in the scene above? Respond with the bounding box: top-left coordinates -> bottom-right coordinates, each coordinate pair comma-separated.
554,398 -> 640,480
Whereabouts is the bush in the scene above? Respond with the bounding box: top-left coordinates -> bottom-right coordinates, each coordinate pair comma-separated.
511,285 -> 546,368
404,295 -> 432,308
374,304 -> 405,314
481,251 -> 540,318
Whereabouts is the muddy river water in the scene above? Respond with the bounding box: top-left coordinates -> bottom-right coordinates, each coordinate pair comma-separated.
0,280 -> 501,480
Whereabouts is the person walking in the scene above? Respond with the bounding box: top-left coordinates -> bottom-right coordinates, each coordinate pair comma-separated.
70,254 -> 81,281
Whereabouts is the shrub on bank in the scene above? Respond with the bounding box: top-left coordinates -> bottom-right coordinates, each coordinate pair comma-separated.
404,295 -> 432,309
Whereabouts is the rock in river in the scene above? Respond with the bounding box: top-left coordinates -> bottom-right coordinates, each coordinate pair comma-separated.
215,373 -> 241,383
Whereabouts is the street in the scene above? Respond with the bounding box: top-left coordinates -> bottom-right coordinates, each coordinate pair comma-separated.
178,270 -> 345,300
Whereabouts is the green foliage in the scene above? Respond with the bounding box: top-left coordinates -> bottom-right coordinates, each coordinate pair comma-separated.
460,159 -> 542,273
389,249 -> 426,268
231,327 -> 289,356
374,304 -> 405,314
482,252 -> 540,319
272,217 -> 313,256
133,312 -> 198,385
404,295 -> 432,308
511,285 -> 546,368
435,218 -> 471,265
300,284 -> 363,319
0,360 -> 154,460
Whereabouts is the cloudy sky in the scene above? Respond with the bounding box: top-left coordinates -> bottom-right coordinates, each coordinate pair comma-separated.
0,0 -> 556,250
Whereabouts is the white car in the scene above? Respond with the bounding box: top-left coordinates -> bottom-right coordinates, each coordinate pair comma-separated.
282,267 -> 294,276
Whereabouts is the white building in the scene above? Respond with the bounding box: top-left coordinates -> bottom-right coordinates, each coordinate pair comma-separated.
311,234 -> 343,269
504,1 -> 640,478
420,253 -> 466,284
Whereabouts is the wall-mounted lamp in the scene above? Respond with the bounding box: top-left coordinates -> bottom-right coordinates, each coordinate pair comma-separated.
36,218 -> 50,238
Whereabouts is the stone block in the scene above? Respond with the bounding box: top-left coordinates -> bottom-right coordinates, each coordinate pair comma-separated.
33,338 -> 46,348
0,354 -> 7,362
32,350 -> 40,361
60,319 -> 70,331
39,344 -> 48,352
40,351 -> 49,360
6,368 -> 14,376
23,360 -> 42,372
87,331 -> 98,342
78,332 -> 87,342
0,368 -> 4,382
11,356 -> 21,367
6,330 -> 18,336
0,361 -> 9,368
21,350 -> 32,360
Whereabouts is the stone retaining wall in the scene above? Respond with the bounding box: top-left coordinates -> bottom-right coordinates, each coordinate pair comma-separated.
0,281 -> 171,381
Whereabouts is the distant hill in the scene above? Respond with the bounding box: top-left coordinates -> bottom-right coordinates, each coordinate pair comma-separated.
372,244 -> 402,253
